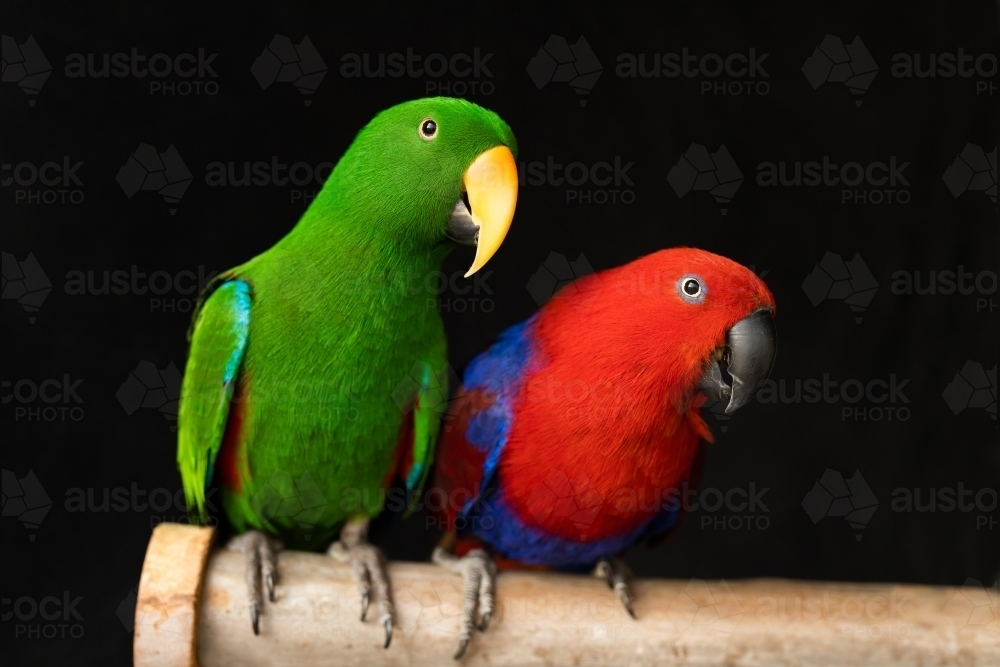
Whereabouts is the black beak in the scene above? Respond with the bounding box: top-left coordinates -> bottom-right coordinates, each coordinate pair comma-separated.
445,193 -> 478,246
698,308 -> 776,415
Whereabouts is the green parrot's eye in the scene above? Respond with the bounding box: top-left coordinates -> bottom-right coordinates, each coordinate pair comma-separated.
677,275 -> 706,303
419,119 -> 438,140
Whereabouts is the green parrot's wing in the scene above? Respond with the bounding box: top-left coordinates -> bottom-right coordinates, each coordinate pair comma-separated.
177,279 -> 252,523
396,342 -> 449,516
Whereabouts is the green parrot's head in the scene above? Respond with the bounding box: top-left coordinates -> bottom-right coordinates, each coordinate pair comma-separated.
331,97 -> 519,277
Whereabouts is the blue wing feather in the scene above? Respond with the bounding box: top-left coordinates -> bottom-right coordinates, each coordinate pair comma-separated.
456,316 -> 537,521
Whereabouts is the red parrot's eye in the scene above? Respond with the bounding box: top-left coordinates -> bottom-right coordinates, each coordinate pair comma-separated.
677,275 -> 706,303
419,118 -> 438,140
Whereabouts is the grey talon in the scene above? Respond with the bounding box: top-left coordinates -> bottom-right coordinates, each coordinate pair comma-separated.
619,587 -> 636,619
383,615 -> 393,649
227,531 -> 282,637
434,546 -> 497,659
594,558 -> 636,618
454,637 -> 470,660
328,518 -> 395,648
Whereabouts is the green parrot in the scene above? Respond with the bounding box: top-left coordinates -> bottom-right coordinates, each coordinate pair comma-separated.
176,97 -> 518,644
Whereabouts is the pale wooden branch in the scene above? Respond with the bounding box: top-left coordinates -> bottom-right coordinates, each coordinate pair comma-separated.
135,523 -> 998,667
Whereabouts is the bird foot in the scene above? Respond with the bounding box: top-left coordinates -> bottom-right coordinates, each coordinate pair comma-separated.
432,546 -> 497,660
594,558 -> 636,618
328,518 -> 394,649
226,531 -> 282,635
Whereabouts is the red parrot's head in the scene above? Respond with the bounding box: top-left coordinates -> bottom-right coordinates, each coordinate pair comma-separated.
643,247 -> 777,415
542,246 -> 777,417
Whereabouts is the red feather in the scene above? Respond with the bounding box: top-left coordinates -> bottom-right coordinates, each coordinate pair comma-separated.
433,388 -> 493,531
217,380 -> 248,493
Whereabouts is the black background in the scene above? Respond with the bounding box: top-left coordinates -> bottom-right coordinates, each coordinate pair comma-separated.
3,3 -> 998,665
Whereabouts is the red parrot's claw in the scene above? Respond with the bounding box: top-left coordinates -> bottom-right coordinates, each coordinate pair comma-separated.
433,547 -> 497,660
595,558 -> 636,618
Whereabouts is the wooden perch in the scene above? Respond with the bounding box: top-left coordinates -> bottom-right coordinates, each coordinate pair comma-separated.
135,523 -> 997,667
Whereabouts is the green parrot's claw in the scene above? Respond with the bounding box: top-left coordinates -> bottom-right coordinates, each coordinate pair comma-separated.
329,518 -> 396,649
383,614 -> 393,649
227,531 -> 281,637
477,611 -> 492,632
454,637 -> 470,661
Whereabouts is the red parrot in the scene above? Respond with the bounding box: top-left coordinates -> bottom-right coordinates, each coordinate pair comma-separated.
430,247 -> 777,658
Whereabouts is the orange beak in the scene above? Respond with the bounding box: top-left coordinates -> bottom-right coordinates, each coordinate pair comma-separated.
461,146 -> 518,277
